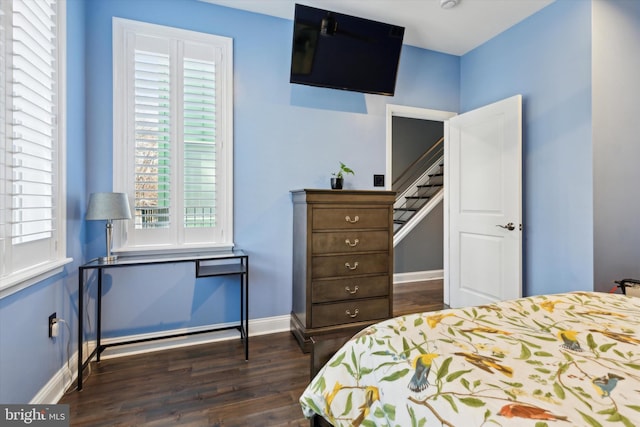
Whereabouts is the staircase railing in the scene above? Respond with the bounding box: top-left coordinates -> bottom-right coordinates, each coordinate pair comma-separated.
393,136 -> 444,195
393,136 -> 445,246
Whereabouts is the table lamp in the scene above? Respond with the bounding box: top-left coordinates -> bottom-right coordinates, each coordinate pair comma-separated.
86,192 -> 132,263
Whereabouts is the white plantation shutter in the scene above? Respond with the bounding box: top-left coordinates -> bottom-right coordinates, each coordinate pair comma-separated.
1,0 -> 67,291
183,57 -> 216,228
11,0 -> 56,244
134,50 -> 172,229
113,19 -> 233,251
0,6 -> 6,275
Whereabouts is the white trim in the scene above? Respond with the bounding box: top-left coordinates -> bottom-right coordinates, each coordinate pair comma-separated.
443,120 -> 450,306
99,315 -> 290,359
112,244 -> 234,257
0,0 -> 68,296
112,17 -> 234,252
385,104 -> 456,191
0,258 -> 72,300
56,0 -> 68,280
393,186 -> 444,247
31,352 -> 77,405
387,105 -> 456,304
394,269 -> 444,284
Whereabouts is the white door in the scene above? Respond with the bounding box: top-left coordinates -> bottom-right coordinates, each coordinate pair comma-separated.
444,95 -> 522,308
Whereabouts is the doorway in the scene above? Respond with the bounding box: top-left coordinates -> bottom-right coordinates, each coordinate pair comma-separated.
387,97 -> 522,309
386,105 -> 456,304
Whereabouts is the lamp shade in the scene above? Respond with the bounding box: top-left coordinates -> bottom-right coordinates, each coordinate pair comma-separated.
86,192 -> 132,221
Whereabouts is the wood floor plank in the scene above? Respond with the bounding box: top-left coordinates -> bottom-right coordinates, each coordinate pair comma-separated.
59,280 -> 443,426
394,279 -> 446,316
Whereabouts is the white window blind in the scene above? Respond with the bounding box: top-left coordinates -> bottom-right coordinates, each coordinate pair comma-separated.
1,0 -> 67,291
134,50 -> 172,229
0,6 -> 5,269
113,18 -> 233,252
11,0 -> 56,244
183,57 -> 216,228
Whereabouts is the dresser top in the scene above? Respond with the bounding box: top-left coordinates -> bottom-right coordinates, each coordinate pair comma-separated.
290,189 -> 396,203
290,189 -> 395,195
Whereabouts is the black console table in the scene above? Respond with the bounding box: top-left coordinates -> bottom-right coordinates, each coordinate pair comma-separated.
77,249 -> 248,391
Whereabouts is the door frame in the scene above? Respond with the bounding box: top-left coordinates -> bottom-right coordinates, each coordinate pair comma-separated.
385,105 -> 457,191
386,105 -> 456,298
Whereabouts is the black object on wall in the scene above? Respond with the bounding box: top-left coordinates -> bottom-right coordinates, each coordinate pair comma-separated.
290,4 -> 405,96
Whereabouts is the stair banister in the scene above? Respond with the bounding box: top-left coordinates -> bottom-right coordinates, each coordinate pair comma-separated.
393,136 -> 444,195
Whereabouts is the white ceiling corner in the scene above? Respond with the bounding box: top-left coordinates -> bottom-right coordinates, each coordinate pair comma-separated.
200,0 -> 555,55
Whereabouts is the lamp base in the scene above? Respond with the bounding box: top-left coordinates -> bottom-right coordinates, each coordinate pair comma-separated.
99,255 -> 119,264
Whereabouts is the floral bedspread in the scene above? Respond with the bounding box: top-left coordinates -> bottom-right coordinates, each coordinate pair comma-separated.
300,292 -> 640,426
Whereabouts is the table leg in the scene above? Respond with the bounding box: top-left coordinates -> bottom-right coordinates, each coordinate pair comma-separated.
77,268 -> 84,391
245,256 -> 249,360
97,269 -> 102,362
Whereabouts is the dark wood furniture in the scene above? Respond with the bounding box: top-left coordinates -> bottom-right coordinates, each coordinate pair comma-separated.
290,189 -> 395,353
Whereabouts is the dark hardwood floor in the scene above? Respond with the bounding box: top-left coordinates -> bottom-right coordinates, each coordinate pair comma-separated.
59,280 -> 443,426
393,278 -> 446,316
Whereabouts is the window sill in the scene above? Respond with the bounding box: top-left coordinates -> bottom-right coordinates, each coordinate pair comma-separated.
113,243 -> 234,258
0,258 -> 73,300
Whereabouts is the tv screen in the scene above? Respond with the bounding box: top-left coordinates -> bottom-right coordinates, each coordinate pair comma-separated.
290,4 -> 405,96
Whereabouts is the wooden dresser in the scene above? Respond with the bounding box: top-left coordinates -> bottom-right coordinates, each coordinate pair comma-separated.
290,189 -> 395,352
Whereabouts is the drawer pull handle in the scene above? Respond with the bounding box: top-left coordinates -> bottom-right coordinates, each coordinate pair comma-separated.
345,262 -> 359,270
345,285 -> 359,295
345,238 -> 359,247
345,215 -> 360,224
345,309 -> 359,318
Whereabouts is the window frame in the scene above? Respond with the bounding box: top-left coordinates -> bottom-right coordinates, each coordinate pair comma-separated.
0,0 -> 70,299
112,18 -> 234,254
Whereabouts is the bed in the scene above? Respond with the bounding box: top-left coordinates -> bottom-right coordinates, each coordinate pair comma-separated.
300,291 -> 640,426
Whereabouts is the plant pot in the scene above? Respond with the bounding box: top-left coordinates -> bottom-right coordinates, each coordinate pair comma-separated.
330,177 -> 343,190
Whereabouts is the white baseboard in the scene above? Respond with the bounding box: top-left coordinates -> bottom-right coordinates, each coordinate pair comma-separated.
31,353 -> 77,405
394,269 -> 443,284
34,315 -> 291,404
99,314 -> 290,359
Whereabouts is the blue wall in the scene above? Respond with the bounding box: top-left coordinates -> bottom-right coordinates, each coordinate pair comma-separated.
82,0 -> 460,339
1,0 -> 603,404
460,0 -> 593,296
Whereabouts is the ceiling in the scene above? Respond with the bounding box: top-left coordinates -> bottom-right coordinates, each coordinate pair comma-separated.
201,0 -> 555,55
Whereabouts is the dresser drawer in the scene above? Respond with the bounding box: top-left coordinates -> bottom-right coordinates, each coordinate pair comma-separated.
312,275 -> 389,303
312,230 -> 388,254
312,253 -> 389,279
312,208 -> 389,230
312,298 -> 390,328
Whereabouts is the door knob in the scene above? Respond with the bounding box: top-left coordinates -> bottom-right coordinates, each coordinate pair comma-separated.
496,222 -> 515,231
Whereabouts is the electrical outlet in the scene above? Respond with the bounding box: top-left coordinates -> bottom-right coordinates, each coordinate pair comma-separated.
373,174 -> 385,187
48,312 -> 57,338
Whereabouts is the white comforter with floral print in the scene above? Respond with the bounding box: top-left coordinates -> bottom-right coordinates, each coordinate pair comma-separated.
300,292 -> 640,426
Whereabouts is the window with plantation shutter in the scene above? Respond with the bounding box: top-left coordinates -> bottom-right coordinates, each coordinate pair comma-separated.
134,49 -> 172,230
113,18 -> 233,252
0,0 -> 68,294
183,57 -> 216,229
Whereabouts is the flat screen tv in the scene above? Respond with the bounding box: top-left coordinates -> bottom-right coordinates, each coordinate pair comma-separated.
290,4 -> 405,96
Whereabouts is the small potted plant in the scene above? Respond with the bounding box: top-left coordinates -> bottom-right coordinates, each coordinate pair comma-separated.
331,162 -> 354,189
